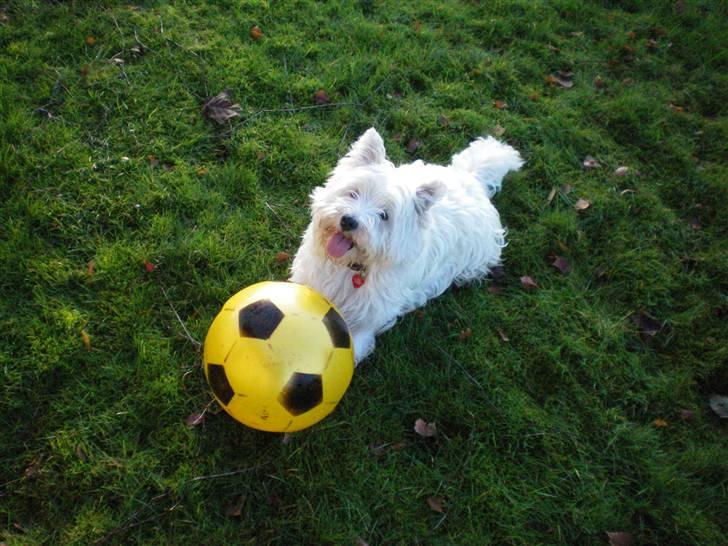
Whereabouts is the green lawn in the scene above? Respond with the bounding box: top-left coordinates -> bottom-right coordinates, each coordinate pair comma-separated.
1,1 -> 727,544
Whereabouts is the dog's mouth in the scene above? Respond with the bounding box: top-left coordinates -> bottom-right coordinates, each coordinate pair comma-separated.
326,231 -> 355,258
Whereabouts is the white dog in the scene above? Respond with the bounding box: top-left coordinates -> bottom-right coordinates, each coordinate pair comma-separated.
290,128 -> 523,364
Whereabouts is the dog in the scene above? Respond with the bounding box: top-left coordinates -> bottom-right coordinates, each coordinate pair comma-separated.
290,128 -> 523,364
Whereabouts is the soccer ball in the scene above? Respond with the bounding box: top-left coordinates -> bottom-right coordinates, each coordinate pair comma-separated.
203,281 -> 354,432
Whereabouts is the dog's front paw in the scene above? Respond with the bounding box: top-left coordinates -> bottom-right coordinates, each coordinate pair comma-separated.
352,331 -> 375,366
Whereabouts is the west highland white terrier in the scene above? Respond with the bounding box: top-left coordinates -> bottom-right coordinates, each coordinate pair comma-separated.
290,128 -> 523,364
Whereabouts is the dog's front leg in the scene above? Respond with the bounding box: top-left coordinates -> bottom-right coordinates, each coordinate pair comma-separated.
352,330 -> 375,366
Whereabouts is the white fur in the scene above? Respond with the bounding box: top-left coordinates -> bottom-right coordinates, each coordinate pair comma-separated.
290,128 -> 523,364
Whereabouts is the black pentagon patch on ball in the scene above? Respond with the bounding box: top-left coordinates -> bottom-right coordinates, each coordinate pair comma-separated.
239,299 -> 284,339
278,372 -> 323,416
322,307 -> 350,348
207,363 -> 234,406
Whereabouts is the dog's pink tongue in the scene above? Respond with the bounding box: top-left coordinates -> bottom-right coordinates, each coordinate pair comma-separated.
326,232 -> 353,258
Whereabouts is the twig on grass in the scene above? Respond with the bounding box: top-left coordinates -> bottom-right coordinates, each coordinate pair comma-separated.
159,285 -> 202,349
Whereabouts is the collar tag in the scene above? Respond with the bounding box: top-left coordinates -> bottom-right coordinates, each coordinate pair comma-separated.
352,273 -> 366,289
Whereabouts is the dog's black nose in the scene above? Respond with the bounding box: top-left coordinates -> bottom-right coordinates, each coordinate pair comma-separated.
340,214 -> 358,232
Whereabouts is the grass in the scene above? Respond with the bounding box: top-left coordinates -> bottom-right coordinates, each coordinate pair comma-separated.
1,0 -> 727,544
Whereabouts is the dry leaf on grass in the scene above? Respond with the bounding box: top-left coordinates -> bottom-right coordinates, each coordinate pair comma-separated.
427,496 -> 445,513
493,123 -> 506,136
709,395 -> 728,418
86,260 -> 95,276
406,138 -> 421,154
143,260 -> 156,272
438,114 -> 450,127
458,328 -> 472,341
275,252 -> 290,263
185,413 -> 205,427
225,496 -> 245,517
574,198 -> 591,211
202,90 -> 242,124
614,166 -> 630,176
250,26 -> 263,40
606,531 -> 634,546
547,187 -> 557,204
520,276 -> 539,289
552,256 -> 571,274
653,418 -> 668,428
81,330 -> 91,351
582,155 -> 601,169
547,70 -> 574,88
494,100 -> 508,110
313,89 -> 330,105
496,328 -> 509,342
414,418 -> 437,437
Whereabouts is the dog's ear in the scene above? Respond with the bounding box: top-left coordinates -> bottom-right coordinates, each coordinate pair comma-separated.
337,128 -> 386,169
415,180 -> 445,215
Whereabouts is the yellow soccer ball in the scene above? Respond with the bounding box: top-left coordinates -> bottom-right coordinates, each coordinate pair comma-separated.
203,281 -> 354,432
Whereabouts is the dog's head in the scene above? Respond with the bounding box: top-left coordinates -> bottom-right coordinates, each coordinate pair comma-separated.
308,128 -> 444,269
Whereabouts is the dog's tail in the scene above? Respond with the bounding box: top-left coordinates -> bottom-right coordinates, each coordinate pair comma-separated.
450,137 -> 524,198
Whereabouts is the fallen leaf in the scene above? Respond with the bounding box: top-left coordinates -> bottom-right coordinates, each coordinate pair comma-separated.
147,155 -> 160,168
646,38 -> 659,51
493,123 -> 505,137
406,138 -> 421,154
520,276 -> 539,289
614,166 -> 629,176
561,183 -> 573,194
85,35 -> 96,46
427,496 -> 445,513
528,91 -> 540,101
546,43 -> 560,53
709,395 -> 728,418
574,198 -> 591,211
627,31 -> 636,40
607,531 -> 634,546
547,187 -> 557,204
594,75 -> 607,89
582,155 -> 600,169
438,114 -> 450,127
668,103 -> 684,113
250,25 -> 263,40
631,310 -> 661,340
679,409 -> 694,421
195,167 -> 209,176
225,496 -> 245,517
552,256 -> 571,274
86,259 -> 95,276
458,327 -> 472,340
186,413 -> 205,427
653,418 -> 668,428
313,89 -> 330,105
81,330 -> 91,351
620,189 -> 635,196
496,328 -> 509,342
355,538 -> 370,546
275,251 -> 290,263
570,31 -> 584,37
202,90 -> 242,124
143,260 -> 156,273
494,100 -> 508,110
414,418 -> 437,438
547,71 -> 574,88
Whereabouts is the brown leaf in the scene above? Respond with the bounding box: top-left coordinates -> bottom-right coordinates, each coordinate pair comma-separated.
528,91 -> 540,101
614,166 -> 629,176
653,418 -> 668,428
406,138 -> 421,154
249,25 -> 263,40
679,409 -> 694,421
493,123 -> 505,137
496,328 -> 509,342
582,155 -> 600,169
225,496 -> 245,517
574,198 -> 591,211
552,255 -> 571,274
143,260 -> 156,273
547,71 -> 574,88
547,187 -> 557,204
631,310 -> 661,340
426,496 -> 445,513
414,418 -> 437,438
438,114 -> 450,127
494,100 -> 508,110
607,531 -> 634,546
668,103 -> 684,113
313,89 -> 330,105
646,38 -> 659,51
275,251 -> 290,263
202,90 -> 242,124
709,395 -> 728,418
196,167 -> 209,176
594,75 -> 607,89
86,259 -> 95,276
81,330 -> 91,351
85,35 -> 96,46
185,413 -> 205,427
561,183 -> 573,194
520,276 -> 539,289
458,327 -> 472,341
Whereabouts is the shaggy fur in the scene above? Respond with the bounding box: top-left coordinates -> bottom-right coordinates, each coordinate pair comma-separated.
290,128 -> 523,363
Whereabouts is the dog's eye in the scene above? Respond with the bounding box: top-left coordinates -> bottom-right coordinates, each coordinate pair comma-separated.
378,210 -> 389,221
347,190 -> 358,199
